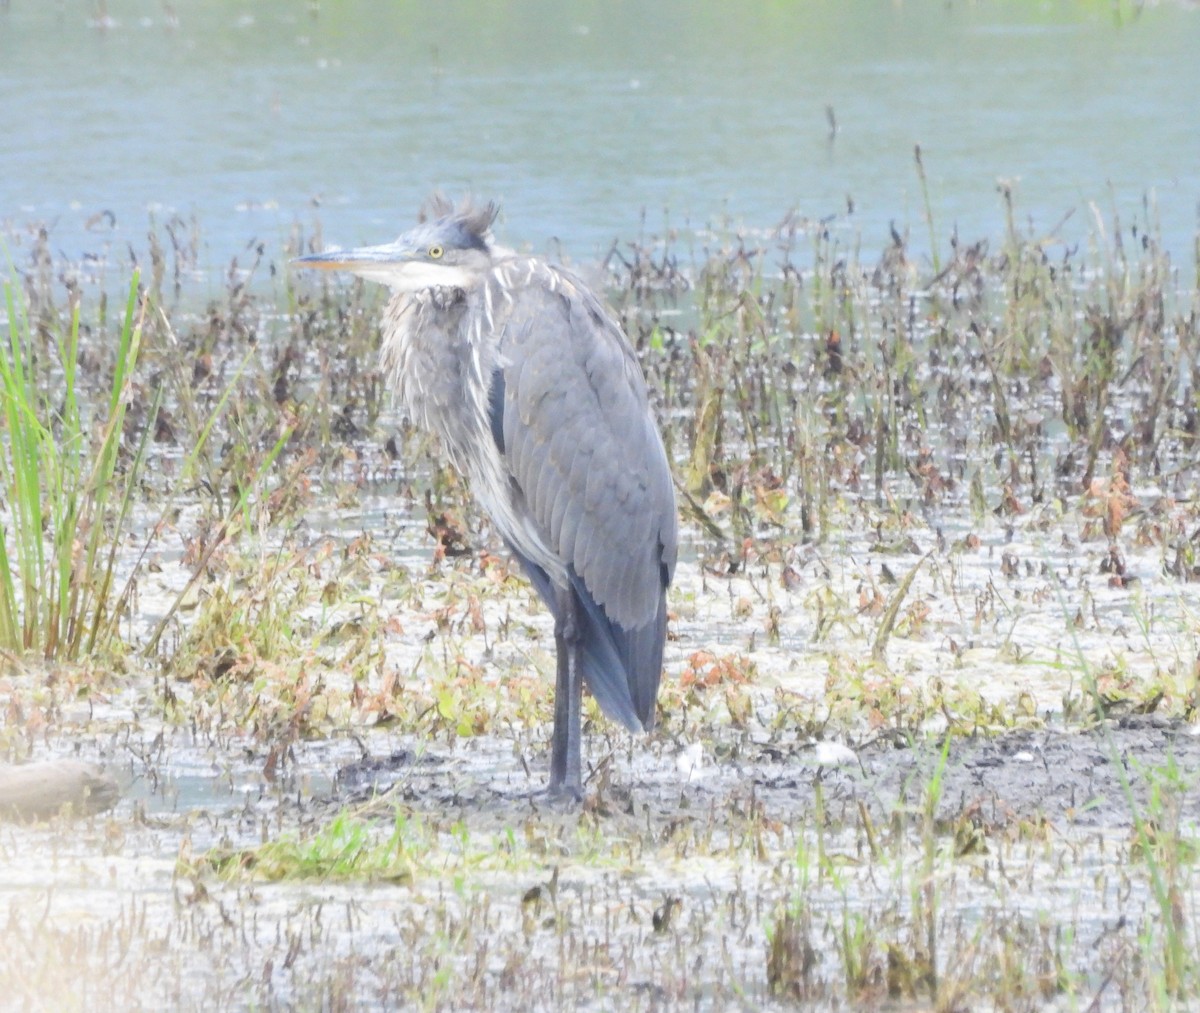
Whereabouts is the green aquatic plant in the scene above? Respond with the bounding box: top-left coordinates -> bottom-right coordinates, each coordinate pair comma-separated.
195,810 -> 426,883
0,270 -> 150,659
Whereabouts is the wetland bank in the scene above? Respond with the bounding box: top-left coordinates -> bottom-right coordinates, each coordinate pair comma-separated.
1,194 -> 1199,1010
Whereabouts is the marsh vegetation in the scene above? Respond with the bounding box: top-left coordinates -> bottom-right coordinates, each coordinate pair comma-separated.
1,187 -> 1199,1009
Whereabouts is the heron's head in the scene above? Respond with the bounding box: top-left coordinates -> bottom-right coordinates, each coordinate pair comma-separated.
295,195 -> 498,293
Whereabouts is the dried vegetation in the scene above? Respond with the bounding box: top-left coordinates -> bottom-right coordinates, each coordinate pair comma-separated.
1,188 -> 1199,1008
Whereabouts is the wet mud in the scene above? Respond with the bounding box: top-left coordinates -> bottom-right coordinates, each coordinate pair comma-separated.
329,713 -> 1200,835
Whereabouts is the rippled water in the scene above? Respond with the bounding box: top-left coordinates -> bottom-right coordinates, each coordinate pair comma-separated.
2,1 -> 1198,269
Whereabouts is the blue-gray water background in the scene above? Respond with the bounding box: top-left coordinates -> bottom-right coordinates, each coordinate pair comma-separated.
1,1 -> 1198,271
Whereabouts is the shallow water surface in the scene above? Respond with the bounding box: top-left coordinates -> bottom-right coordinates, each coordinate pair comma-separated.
2,1 -> 1198,267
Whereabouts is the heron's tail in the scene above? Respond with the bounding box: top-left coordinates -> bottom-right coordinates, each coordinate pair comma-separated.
568,569 -> 666,734
508,544 -> 666,733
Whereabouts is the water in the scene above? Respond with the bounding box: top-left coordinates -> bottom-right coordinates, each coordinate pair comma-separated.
2,1 -> 1198,272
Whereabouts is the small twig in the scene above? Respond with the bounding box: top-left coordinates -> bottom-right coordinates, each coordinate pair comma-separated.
872,549 -> 933,663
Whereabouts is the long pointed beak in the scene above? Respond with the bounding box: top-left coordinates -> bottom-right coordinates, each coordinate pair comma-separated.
294,242 -> 412,273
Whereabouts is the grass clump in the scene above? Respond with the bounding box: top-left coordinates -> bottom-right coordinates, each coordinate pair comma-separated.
193,810 -> 426,883
0,270 -> 150,660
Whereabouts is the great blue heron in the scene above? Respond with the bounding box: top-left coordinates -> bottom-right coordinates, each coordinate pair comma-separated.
296,196 -> 678,801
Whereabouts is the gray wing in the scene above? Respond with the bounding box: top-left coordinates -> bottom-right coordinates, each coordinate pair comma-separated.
496,265 -> 677,729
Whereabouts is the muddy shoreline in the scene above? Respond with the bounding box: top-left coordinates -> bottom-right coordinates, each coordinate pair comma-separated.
323,713 -> 1200,835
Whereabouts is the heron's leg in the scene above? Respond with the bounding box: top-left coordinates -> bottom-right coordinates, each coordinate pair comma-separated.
548,587 -> 584,801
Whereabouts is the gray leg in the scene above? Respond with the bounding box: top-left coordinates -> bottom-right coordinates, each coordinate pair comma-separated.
548,587 -> 584,801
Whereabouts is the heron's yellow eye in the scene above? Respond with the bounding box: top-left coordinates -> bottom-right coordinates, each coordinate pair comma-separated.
428,245 -> 443,259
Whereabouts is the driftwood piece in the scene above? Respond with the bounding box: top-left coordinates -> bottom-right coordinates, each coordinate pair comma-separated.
0,760 -> 120,821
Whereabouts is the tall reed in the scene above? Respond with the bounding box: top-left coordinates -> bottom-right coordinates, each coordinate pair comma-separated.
0,271 -> 149,659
